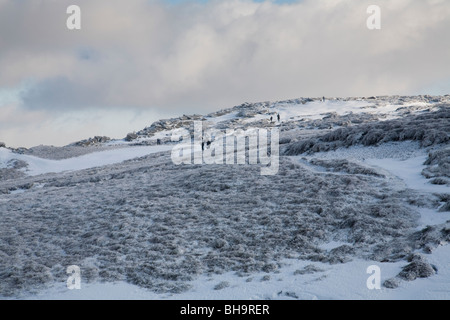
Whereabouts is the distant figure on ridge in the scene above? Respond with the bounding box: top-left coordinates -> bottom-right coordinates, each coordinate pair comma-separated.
277,113 -> 280,122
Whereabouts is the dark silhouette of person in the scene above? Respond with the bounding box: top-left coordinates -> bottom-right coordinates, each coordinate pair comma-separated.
277,114 -> 280,122
270,116 -> 273,122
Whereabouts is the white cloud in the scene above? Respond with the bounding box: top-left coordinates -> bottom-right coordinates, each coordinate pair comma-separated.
0,100 -> 175,147
0,0 -> 449,147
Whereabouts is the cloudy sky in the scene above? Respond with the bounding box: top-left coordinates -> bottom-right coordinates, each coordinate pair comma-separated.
0,0 -> 449,147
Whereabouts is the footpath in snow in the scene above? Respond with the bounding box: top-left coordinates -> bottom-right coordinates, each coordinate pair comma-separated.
0,145 -> 173,176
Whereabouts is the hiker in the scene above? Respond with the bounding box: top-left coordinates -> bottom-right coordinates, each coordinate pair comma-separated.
270,116 -> 273,122
277,113 -> 280,122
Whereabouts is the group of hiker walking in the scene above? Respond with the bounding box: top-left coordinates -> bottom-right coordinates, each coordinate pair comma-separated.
200,112 -> 282,151
201,139 -> 211,151
270,113 -> 281,123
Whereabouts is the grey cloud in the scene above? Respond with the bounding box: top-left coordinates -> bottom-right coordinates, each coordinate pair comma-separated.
20,76 -> 104,111
1,0 -> 450,147
2,0 -> 450,114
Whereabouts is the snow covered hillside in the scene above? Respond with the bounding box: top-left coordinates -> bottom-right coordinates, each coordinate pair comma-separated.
0,95 -> 449,300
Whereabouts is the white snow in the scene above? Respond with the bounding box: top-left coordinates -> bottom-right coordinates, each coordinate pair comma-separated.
18,244 -> 450,300
1,97 -> 448,301
241,100 -> 372,124
308,142 -> 447,195
416,207 -> 450,229
309,141 -> 449,232
365,156 -> 449,194
275,100 -> 371,121
241,100 -> 433,125
0,145 -> 173,176
205,111 -> 239,124
320,241 -> 349,251
10,139 -> 445,301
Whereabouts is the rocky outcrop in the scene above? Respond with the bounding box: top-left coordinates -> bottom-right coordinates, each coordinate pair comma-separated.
383,253 -> 437,288
125,132 -> 138,142
73,136 -> 111,147
134,114 -> 205,140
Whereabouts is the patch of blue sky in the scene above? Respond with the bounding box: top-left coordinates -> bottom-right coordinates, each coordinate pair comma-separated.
0,87 -> 21,107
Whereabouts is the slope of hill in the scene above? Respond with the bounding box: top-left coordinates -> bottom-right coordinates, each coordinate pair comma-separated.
0,95 -> 449,299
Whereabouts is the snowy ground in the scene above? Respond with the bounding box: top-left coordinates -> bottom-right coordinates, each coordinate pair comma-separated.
0,145 -> 173,176
18,244 -> 450,300
0,95 -> 449,300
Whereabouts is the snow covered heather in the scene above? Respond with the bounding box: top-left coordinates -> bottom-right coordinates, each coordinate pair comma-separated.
18,244 -> 450,300
0,95 -> 449,300
239,99 -> 372,124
